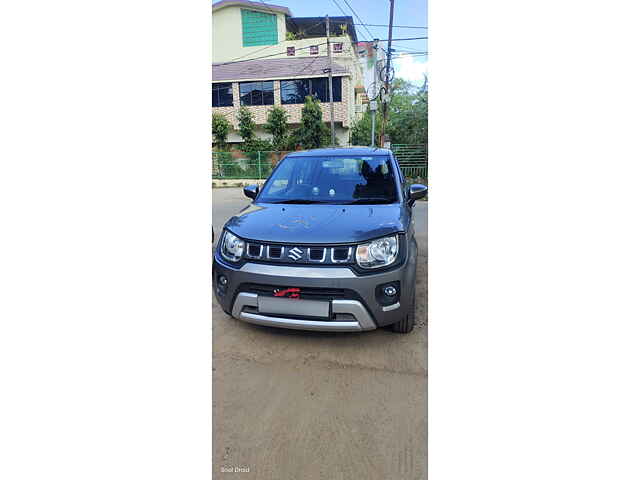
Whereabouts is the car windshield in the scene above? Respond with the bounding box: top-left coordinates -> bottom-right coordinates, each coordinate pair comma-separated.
258,155 -> 399,204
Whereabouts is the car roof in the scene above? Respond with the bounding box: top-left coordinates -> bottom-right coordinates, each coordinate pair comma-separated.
286,147 -> 393,157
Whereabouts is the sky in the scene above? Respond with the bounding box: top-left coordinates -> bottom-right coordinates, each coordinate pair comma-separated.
261,0 -> 428,85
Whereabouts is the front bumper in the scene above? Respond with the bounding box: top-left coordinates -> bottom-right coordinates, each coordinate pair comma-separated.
213,252 -> 416,332
232,292 -> 376,332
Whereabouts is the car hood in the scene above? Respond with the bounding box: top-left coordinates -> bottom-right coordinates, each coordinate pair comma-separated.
224,202 -> 408,244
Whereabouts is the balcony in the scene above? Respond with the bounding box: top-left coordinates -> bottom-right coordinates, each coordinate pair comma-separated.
285,16 -> 358,44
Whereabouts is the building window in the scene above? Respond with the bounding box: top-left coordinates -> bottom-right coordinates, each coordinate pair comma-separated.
333,42 -> 343,53
310,45 -> 319,55
311,77 -> 342,103
212,82 -> 233,107
280,77 -> 342,104
241,9 -> 278,47
280,79 -> 310,104
287,47 -> 295,56
239,81 -> 274,106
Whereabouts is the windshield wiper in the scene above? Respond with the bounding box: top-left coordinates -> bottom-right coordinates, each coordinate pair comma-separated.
271,199 -> 331,204
343,198 -> 394,205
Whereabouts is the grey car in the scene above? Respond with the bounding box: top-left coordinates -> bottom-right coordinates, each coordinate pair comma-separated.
213,147 -> 427,333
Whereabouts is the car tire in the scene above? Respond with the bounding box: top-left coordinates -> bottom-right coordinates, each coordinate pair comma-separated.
391,291 -> 415,334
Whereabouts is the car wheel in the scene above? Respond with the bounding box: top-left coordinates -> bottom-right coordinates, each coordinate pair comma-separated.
391,291 -> 415,334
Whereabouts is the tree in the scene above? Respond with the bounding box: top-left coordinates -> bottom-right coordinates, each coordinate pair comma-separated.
349,106 -> 382,147
292,96 -> 330,149
212,113 -> 231,150
264,106 -> 289,151
386,78 -> 427,146
236,106 -> 256,144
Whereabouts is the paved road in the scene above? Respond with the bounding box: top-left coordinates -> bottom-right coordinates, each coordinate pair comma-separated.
213,188 -> 427,479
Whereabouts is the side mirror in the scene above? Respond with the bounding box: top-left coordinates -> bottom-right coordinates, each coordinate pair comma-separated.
243,184 -> 259,200
408,184 -> 428,206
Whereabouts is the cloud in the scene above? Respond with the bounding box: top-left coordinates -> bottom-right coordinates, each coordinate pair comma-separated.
394,54 -> 428,85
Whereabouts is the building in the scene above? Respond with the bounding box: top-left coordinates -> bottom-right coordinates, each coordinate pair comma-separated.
212,0 -> 368,146
356,40 -> 387,104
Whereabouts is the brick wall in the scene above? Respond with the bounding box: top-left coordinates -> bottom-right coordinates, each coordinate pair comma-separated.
213,78 -> 350,128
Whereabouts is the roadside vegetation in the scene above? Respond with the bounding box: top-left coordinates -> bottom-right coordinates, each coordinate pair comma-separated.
212,95 -> 332,156
350,76 -> 427,148
212,113 -> 231,150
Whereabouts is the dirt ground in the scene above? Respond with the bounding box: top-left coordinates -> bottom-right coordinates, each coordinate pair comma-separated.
213,188 -> 427,479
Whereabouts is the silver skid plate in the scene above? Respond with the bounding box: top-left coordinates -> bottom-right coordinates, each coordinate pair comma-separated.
257,296 -> 329,318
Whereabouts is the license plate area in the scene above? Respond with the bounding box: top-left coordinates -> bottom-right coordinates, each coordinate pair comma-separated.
257,296 -> 330,318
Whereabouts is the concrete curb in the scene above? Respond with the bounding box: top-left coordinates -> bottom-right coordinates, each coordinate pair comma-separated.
212,179 -> 265,188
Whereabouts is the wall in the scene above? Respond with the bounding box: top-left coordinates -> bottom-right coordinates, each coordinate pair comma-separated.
224,125 -> 350,146
211,5 -> 360,70
212,5 -> 287,63
213,78 -> 350,128
213,78 -> 352,146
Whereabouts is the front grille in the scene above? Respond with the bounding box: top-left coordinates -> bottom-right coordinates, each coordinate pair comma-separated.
331,247 -> 351,262
308,247 -> 325,261
239,283 -> 351,302
247,244 -> 262,258
242,242 -> 355,265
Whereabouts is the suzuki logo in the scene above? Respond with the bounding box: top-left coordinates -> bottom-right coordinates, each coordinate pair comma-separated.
288,247 -> 304,261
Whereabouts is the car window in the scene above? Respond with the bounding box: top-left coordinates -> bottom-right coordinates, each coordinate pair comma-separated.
259,155 -> 398,204
265,158 -> 294,194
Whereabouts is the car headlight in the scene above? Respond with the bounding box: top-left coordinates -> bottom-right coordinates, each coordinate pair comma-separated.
220,230 -> 245,262
356,235 -> 398,269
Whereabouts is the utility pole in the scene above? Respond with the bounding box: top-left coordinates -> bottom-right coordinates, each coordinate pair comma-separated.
379,0 -> 394,148
326,15 -> 336,146
370,39 -> 379,147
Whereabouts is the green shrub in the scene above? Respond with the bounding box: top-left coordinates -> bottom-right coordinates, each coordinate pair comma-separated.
236,107 -> 256,144
212,113 -> 231,150
291,96 -> 330,149
265,107 -> 289,150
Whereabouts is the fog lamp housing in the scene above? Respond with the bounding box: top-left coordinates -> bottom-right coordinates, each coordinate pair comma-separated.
216,274 -> 228,296
375,281 -> 400,307
384,286 -> 397,297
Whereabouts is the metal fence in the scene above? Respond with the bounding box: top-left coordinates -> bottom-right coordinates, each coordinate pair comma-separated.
212,151 -> 290,180
391,144 -> 428,179
212,145 -> 427,180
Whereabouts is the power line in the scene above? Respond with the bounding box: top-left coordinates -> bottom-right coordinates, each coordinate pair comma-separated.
392,51 -> 426,56
326,20 -> 427,31
330,0 -> 349,19
225,41 -> 283,64
380,0 -> 394,147
341,0 -> 376,41
296,51 -> 324,76
392,48 -> 429,53
326,15 -> 336,146
330,0 -> 372,42
376,36 -> 428,42
215,41 -> 336,66
354,23 -> 427,29
219,18 -> 327,65
257,0 -> 300,32
392,53 -> 428,58
392,45 -> 428,52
